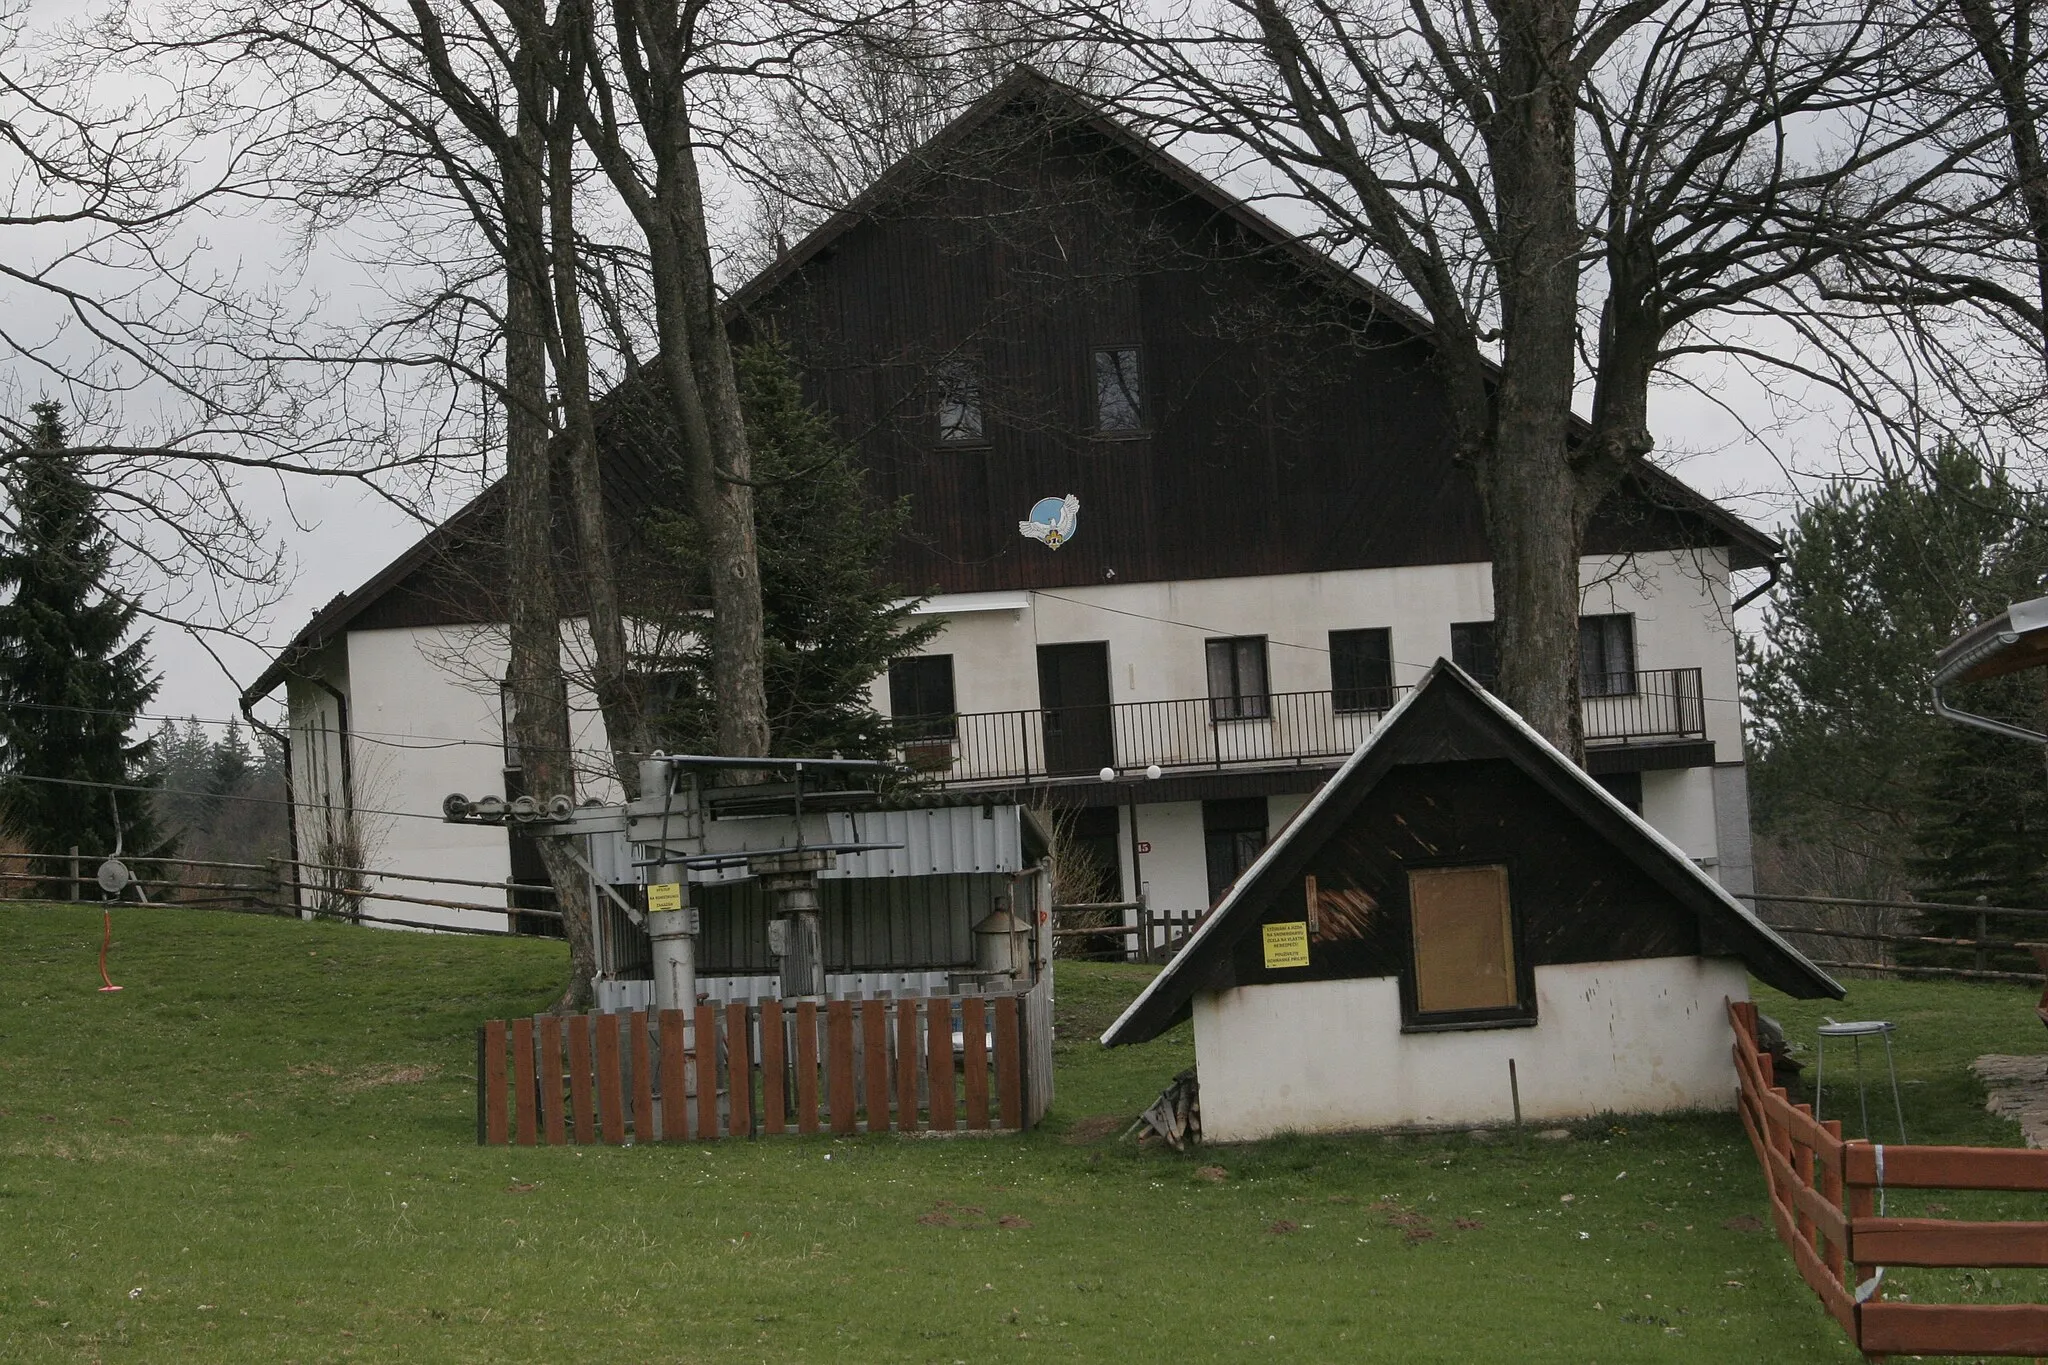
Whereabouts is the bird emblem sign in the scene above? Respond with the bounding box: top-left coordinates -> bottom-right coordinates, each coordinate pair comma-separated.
1019,494 -> 1079,550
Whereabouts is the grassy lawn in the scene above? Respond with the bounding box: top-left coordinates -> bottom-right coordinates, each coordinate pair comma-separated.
3,908 -> 2043,1363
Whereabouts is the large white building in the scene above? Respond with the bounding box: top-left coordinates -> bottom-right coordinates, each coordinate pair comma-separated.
244,73 -> 1773,949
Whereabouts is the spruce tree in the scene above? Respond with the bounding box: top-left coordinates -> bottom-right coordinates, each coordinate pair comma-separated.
0,401 -> 162,873
637,338 -> 941,756
1745,444 -> 2038,897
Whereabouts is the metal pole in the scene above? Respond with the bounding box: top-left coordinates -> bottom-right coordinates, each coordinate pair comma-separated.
1125,782 -> 1144,963
68,845 -> 78,902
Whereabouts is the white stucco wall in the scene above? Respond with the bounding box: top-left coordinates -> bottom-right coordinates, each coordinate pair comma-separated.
1123,799 -> 1206,915
1189,955 -> 1750,1141
1640,768 -> 1719,866
285,621 -> 622,931
883,549 -> 1739,751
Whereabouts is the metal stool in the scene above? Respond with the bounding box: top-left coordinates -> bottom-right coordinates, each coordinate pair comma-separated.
1814,1019 -> 1906,1142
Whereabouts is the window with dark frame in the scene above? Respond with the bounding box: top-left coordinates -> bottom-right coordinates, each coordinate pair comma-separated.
934,358 -> 983,444
1449,620 -> 1497,690
887,655 -> 957,739
1203,798 -> 1269,904
1093,347 -> 1144,432
1330,628 -> 1394,712
1579,614 -> 1637,696
1206,636 -> 1271,720
1407,863 -> 1528,1025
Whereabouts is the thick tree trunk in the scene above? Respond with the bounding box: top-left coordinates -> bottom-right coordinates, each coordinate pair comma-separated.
545,47 -> 649,796
566,4 -> 770,759
1472,0 -> 1587,756
499,46 -> 596,1011
660,135 -> 770,760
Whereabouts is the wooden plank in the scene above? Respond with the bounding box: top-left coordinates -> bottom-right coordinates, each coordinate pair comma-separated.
962,996 -> 990,1130
828,1000 -> 857,1135
1847,1143 -> 2048,1191
695,1004 -> 721,1140
1783,1210 -> 1856,1337
1790,1102 -> 1814,1248
861,1000 -> 891,1132
928,996 -> 955,1131
631,1011 -> 655,1144
1860,1302 -> 2048,1355
475,1028 -> 487,1144
1791,1182 -> 1847,1250
1819,1118 -> 1845,1283
512,1018 -> 537,1146
796,1001 -> 821,1135
1758,1086 -> 1838,1155
993,995 -> 1022,1130
595,1012 -> 625,1146
1852,1218 -> 2048,1267
760,999 -> 787,1136
538,1016 -> 565,1146
726,1002 -> 752,1138
1848,1179 -> 1876,1296
896,998 -> 921,1132
483,1019 -> 508,1146
660,1010 -> 687,1141
567,1013 -> 595,1144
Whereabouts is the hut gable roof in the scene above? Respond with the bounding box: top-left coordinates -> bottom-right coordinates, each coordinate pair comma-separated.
1101,663 -> 1841,1047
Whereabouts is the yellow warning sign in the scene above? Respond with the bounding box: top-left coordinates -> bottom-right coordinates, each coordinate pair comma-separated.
1261,921 -> 1311,969
646,882 -> 684,913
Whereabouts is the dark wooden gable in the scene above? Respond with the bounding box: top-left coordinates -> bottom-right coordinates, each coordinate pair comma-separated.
1219,754 -> 1703,995
736,75 -> 1771,596
1102,663 -> 1840,1045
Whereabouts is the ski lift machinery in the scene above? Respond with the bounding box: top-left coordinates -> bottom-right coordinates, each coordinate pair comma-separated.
443,754 -> 1049,1010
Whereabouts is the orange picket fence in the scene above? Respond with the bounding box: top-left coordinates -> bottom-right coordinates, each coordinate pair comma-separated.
477,991 -> 1046,1145
1731,998 -> 2048,1358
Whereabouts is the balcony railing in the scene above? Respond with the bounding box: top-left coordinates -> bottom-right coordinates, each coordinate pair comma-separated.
883,667 -> 1706,787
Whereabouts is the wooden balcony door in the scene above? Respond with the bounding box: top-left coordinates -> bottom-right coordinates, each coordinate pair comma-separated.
1037,642 -> 1115,776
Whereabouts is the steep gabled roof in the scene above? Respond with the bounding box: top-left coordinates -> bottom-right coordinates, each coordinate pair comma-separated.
730,67 -> 1778,570
1101,661 -> 1840,1047
244,68 -> 1776,706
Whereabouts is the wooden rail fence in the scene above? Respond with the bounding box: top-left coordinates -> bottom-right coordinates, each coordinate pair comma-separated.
1731,998 -> 2048,1357
478,993 -> 1040,1144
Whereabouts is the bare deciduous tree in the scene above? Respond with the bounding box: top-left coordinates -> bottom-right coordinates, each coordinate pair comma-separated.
1040,0 -> 1972,753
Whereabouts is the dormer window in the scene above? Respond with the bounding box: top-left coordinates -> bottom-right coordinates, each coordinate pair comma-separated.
1094,346 -> 1143,432
935,358 -> 983,444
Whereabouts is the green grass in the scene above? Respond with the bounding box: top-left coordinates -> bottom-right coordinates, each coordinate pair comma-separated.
4,910 -> 2041,1363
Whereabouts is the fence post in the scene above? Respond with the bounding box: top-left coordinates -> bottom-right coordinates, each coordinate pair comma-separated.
68,846 -> 78,902
1977,906 -> 1991,976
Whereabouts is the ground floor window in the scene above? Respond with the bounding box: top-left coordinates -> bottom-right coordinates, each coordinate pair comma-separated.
887,655 -> 957,739
1204,797 -> 1269,904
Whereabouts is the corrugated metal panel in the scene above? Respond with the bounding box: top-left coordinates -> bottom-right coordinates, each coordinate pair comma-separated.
692,873 -> 1001,975
827,806 -> 1023,878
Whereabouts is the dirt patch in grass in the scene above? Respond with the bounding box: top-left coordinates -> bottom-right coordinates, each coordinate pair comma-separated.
337,1063 -> 438,1093
1062,1114 -> 1126,1144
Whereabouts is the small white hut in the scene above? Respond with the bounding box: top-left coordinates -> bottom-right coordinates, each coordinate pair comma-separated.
1101,662 -> 1839,1141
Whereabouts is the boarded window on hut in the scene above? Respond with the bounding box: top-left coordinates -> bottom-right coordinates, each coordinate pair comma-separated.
1408,864 -> 1521,1018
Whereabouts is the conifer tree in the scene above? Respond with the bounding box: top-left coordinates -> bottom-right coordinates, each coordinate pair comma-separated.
0,402 -> 162,870
637,339 -> 941,756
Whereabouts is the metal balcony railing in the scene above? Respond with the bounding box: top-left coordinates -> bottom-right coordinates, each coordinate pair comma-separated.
883,667 -> 1707,787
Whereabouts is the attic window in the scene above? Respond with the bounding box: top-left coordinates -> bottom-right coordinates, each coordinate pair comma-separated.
1406,864 -> 1532,1029
1094,347 -> 1144,432
935,359 -> 984,444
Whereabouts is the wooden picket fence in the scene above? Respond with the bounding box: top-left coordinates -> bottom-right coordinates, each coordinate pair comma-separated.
1731,998 -> 2048,1358
478,992 -> 1042,1144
